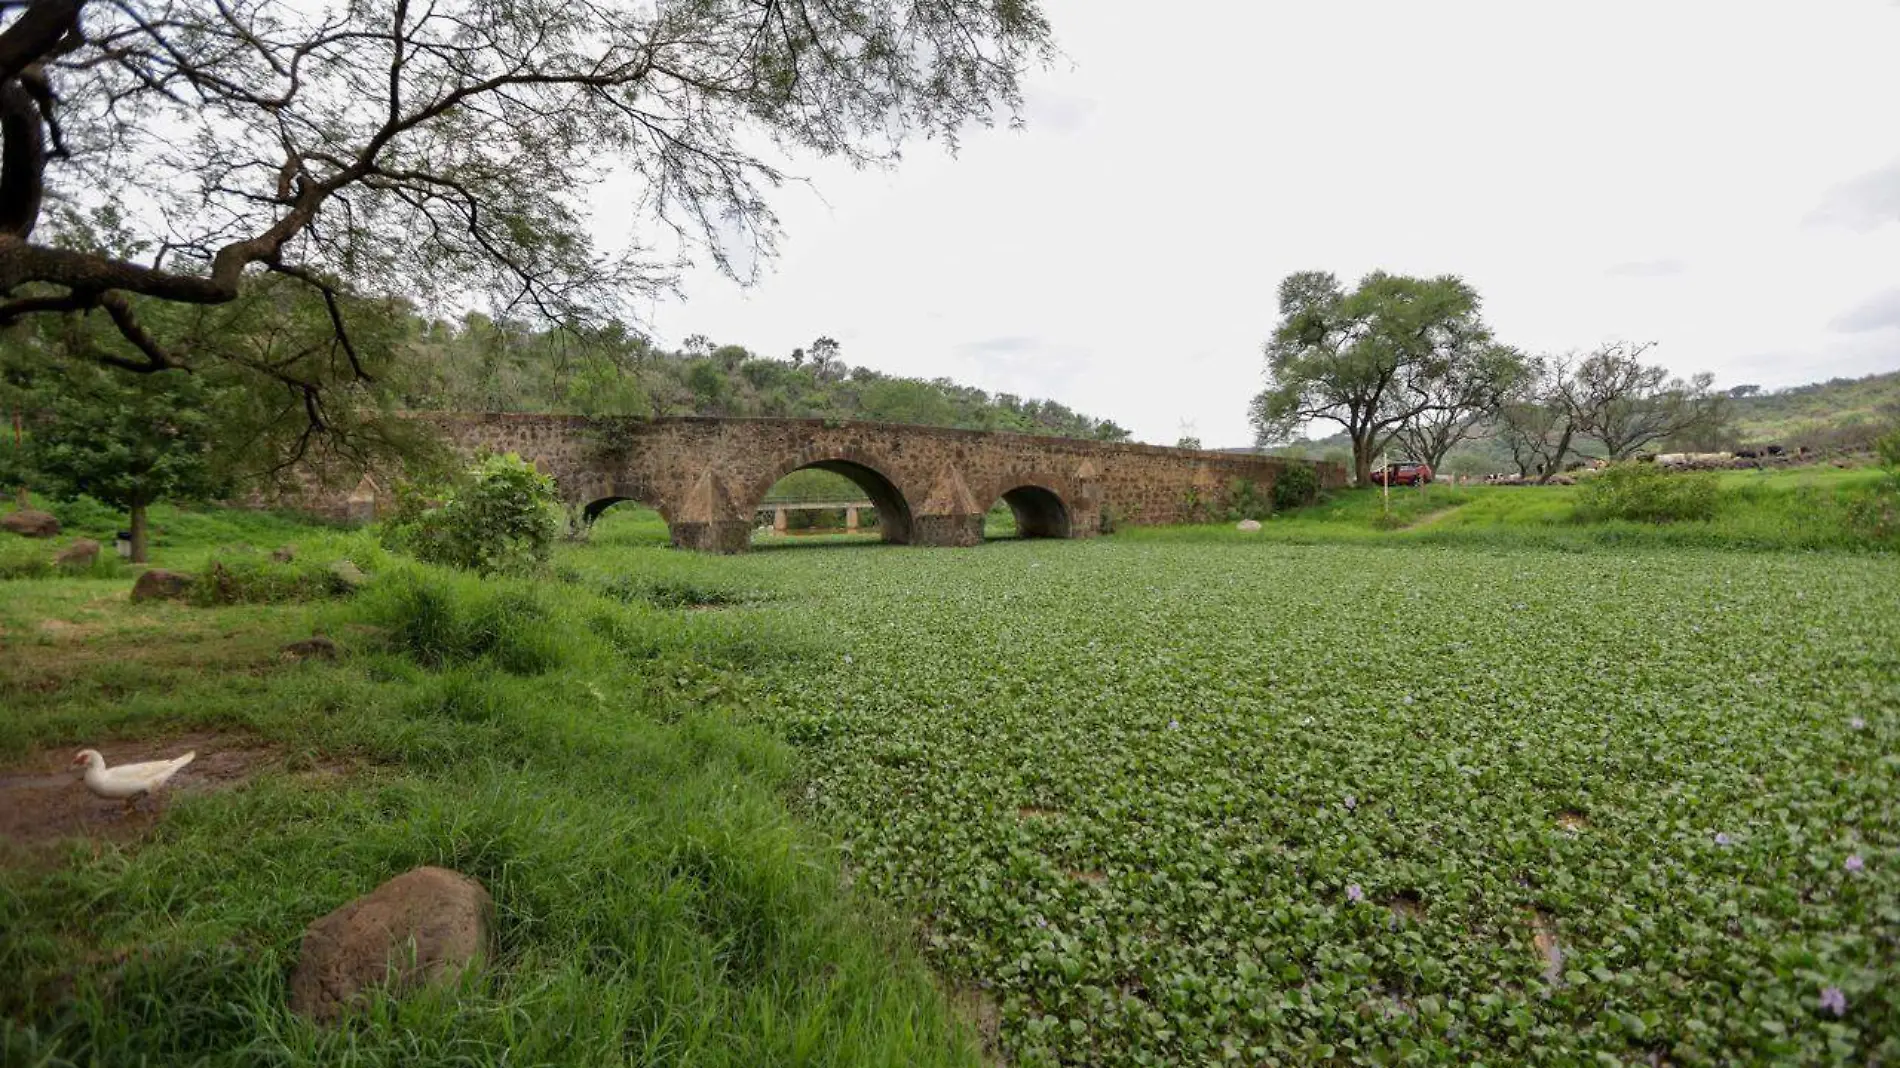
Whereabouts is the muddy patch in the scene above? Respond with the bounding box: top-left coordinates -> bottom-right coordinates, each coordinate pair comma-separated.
1065,868 -> 1107,886
0,730 -> 280,859
1527,909 -> 1565,985
1384,890 -> 1426,922
947,981 -> 1005,1065
1015,805 -> 1061,821
1556,810 -> 1589,833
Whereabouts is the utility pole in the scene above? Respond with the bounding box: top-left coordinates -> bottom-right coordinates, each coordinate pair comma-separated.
1381,448 -> 1390,520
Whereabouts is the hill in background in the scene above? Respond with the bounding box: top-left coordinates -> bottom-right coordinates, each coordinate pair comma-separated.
1253,367 -> 1900,475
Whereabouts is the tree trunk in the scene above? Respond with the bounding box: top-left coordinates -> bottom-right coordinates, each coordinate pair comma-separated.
1536,424 -> 1576,485
1352,434 -> 1374,486
10,405 -> 23,504
129,502 -> 148,563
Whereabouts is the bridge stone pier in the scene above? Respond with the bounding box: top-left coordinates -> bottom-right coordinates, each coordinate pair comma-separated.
412,415 -> 1346,553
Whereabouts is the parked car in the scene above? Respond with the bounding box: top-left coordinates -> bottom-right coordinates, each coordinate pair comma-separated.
1370,460 -> 1433,486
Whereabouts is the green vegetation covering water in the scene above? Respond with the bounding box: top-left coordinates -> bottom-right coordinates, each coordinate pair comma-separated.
2,480 -> 1896,1065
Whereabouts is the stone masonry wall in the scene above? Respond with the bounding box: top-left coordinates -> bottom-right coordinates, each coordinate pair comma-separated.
300,414 -> 1347,552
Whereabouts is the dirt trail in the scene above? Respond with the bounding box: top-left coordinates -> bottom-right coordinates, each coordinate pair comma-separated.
1400,505 -> 1467,531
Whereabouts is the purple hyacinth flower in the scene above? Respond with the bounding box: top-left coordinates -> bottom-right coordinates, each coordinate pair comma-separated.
1343,795 -> 1357,811
1849,717 -> 1866,731
1168,719 -> 1180,731
1819,986 -> 1847,1017
1714,832 -> 1733,847
1845,855 -> 1864,872
1345,884 -> 1365,903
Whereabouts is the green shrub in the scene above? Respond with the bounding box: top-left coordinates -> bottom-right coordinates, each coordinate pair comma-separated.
1877,427 -> 1900,475
189,548 -> 355,605
0,540 -> 52,580
383,453 -> 559,575
1223,479 -> 1271,522
1573,462 -> 1719,523
1272,465 -> 1321,512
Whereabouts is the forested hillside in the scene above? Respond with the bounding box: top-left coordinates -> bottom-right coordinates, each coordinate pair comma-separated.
400,316 -> 1132,441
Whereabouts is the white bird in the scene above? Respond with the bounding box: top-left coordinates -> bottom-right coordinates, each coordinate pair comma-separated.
72,749 -> 195,810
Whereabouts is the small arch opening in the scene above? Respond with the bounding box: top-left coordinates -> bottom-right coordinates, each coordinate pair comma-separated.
753,461 -> 913,547
581,497 -> 673,547
987,485 -> 1071,540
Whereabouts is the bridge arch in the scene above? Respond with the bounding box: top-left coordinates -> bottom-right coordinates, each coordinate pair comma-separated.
745,449 -> 916,545
988,482 -> 1072,539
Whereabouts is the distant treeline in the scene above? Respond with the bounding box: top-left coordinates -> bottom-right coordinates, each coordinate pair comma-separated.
399,316 -> 1132,442
1271,369 -> 1900,478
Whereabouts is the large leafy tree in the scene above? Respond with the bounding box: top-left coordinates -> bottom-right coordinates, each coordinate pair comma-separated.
6,352 -> 229,561
0,0 -> 1052,415
1250,270 -> 1500,485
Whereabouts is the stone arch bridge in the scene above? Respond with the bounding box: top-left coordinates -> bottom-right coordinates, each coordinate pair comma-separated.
413,414 -> 1346,552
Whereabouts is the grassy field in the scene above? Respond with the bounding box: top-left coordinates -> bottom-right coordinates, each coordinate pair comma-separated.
2,478 -> 1897,1066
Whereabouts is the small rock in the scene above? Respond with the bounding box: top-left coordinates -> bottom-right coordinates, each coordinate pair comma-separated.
328,559 -> 368,590
271,545 -> 297,563
130,568 -> 194,603
1235,519 -> 1263,532
289,866 -> 492,1022
281,636 -> 341,661
54,538 -> 100,570
2,509 -> 59,538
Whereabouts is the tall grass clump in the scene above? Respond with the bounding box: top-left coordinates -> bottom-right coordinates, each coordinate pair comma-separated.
190,547 -> 357,605
363,568 -> 567,674
1573,462 -> 1719,523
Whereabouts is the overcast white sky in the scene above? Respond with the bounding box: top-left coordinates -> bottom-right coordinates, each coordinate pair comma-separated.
622,0 -> 1900,446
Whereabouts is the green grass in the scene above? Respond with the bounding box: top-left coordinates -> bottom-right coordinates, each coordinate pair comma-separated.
0,522 -> 986,1067
4,483 -> 1897,1066
1130,464 -> 1900,554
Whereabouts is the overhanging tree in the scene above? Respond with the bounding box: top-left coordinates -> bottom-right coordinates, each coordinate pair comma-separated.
0,0 -> 1052,428
1249,270 -> 1500,485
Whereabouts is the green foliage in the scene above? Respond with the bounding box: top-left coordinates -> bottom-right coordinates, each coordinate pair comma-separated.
7,360 -> 231,519
363,569 -> 565,674
1574,463 -> 1719,523
189,548 -> 357,605
1272,464 -> 1322,511
1876,426 -> 1900,474
1251,270 -> 1504,481
1222,478 -> 1270,522
383,454 -> 559,575
0,539 -> 53,580
408,323 -> 1132,442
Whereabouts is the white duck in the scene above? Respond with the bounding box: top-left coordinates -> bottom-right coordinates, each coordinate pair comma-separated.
72,749 -> 195,811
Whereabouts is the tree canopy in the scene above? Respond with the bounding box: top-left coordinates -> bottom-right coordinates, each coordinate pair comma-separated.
1250,270 -> 1512,484
0,0 -> 1053,400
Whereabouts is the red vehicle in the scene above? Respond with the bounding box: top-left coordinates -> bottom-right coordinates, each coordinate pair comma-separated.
1370,460 -> 1433,486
